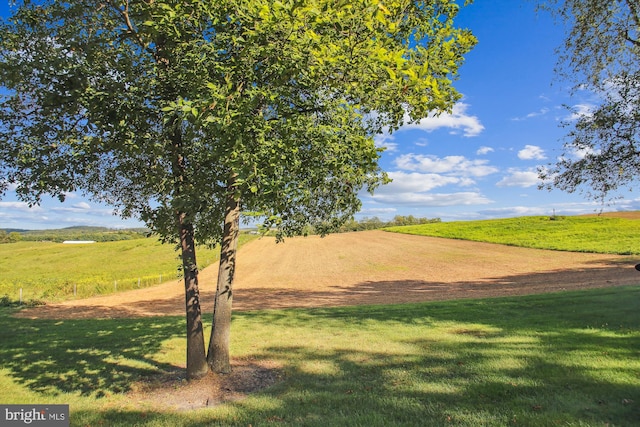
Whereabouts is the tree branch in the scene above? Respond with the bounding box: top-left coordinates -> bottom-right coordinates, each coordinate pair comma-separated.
107,0 -> 156,58
624,0 -> 640,46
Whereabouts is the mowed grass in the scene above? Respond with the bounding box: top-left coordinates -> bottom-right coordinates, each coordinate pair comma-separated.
0,286 -> 638,426
0,234 -> 256,303
384,214 -> 640,255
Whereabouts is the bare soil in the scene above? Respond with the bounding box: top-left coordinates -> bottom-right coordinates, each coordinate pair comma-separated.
14,230 -> 640,411
17,230 -> 640,320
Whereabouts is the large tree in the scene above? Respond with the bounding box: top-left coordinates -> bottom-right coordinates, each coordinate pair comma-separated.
539,0 -> 640,202
0,0 -> 475,377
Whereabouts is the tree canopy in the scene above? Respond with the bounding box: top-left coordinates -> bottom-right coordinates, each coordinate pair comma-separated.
539,0 -> 640,202
0,0 -> 476,376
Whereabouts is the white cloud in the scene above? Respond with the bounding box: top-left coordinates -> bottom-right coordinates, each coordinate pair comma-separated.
478,206 -> 550,217
512,108 -> 550,121
414,138 -> 429,147
476,146 -> 494,155
377,171 -> 472,194
62,191 -> 80,200
374,133 -> 398,152
371,191 -> 493,207
518,145 -> 546,160
565,103 -> 594,121
357,207 -> 397,216
0,201 -> 40,211
73,202 -> 91,210
395,153 -> 499,177
610,198 -> 640,211
569,146 -> 599,160
496,169 -> 540,188
404,103 -> 484,137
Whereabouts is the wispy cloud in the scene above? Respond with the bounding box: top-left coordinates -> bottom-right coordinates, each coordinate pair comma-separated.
511,107 -> 550,121
377,171 -> 473,194
405,103 -> 484,137
476,146 -> 494,155
496,169 -> 540,188
395,153 -> 499,177
370,191 -> 493,207
564,103 -> 594,121
0,201 -> 40,211
374,133 -> 398,152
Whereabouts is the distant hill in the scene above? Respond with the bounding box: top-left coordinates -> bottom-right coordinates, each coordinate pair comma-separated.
1,226 -> 151,243
2,228 -> 29,234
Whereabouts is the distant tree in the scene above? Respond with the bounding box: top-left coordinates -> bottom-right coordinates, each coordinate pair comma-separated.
0,0 -> 475,376
538,0 -> 640,202
0,230 -> 21,243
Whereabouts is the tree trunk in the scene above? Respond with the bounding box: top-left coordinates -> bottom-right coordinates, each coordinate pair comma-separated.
179,215 -> 210,380
207,180 -> 241,374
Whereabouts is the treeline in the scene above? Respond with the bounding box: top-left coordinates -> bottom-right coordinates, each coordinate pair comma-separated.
337,215 -> 441,232
0,226 -> 149,243
0,230 -> 22,243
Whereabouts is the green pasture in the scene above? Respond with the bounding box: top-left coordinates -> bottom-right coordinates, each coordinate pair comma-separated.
1,286 -> 638,426
384,215 -> 640,255
0,234 -> 256,303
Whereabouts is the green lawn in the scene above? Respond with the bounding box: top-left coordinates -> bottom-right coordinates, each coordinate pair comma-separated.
384,215 -> 640,255
0,234 -> 256,303
1,286 -> 639,426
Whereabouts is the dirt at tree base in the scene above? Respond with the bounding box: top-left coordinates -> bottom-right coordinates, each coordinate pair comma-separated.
128,360 -> 282,412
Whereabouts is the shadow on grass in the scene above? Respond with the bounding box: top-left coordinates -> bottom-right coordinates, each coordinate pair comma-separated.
0,310 -> 183,396
2,287 -> 639,426
230,258 -> 640,311
222,288 -> 640,426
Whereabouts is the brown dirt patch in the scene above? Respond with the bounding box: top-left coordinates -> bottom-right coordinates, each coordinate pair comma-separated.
16,230 -> 640,320
13,230 -> 640,410
128,360 -> 282,411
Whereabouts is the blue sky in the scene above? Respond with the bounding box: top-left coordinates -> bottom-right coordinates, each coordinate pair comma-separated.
1,1 -> 637,230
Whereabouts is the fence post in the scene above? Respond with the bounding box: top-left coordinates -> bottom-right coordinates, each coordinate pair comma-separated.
138,278 -> 141,288
114,280 -> 117,292
19,288 -> 22,305
74,284 -> 77,297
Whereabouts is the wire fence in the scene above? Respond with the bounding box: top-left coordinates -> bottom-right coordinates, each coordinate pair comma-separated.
1,271 -> 184,305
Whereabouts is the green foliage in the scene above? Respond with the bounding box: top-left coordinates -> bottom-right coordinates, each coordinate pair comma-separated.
385,214 -> 640,254
0,230 -> 21,243
336,215 -> 441,233
0,0 -> 476,377
538,1 -> 640,202
0,0 -> 476,244
0,234 -> 256,303
0,286 -> 638,425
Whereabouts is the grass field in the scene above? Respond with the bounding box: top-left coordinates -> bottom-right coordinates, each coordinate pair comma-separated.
1,215 -> 639,426
385,215 -> 640,255
0,286 -> 638,426
0,234 -> 256,303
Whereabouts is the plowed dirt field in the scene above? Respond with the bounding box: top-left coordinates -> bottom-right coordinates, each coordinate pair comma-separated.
17,230 -> 640,320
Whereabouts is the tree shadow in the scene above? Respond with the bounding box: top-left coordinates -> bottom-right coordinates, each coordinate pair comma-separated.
237,336 -> 639,426
230,258 -> 640,311
0,309 -> 184,396
18,287 -> 639,426
226,288 -> 640,425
